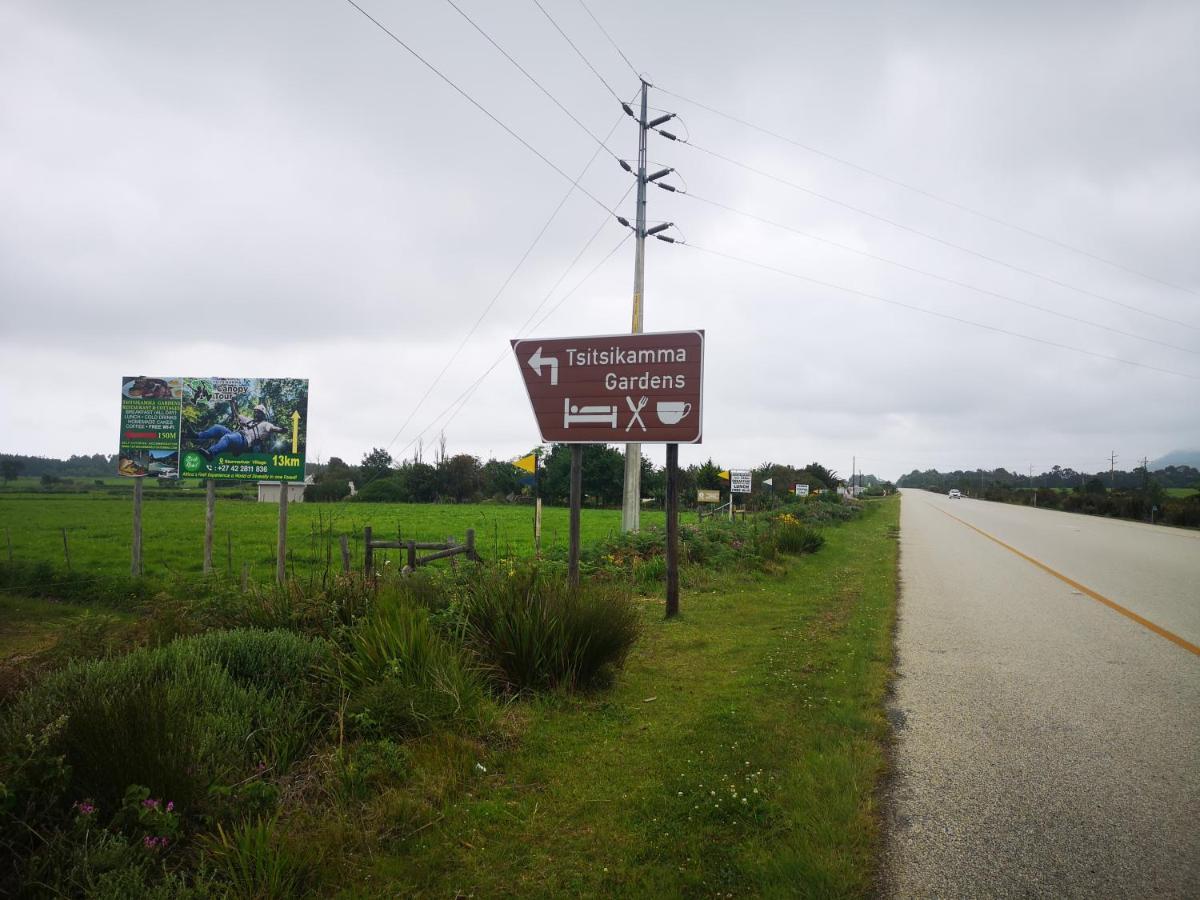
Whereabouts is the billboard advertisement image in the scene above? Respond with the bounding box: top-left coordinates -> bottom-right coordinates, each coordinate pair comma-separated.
118,376 -> 183,477
178,378 -> 309,482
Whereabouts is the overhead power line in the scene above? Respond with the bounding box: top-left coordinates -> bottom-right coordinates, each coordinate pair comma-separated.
676,241 -> 1200,382
374,113 -> 630,460
575,0 -> 640,79
394,232 -> 632,459
342,0 -> 618,217
656,85 -> 1200,299
441,0 -> 619,159
529,0 -> 625,102
670,136 -> 1200,333
679,190 -> 1199,356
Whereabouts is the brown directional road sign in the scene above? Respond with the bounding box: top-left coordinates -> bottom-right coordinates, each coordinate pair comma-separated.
511,330 -> 704,444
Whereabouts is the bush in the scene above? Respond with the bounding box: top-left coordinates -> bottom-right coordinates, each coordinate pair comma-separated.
459,567 -> 640,692
772,517 -> 826,555
334,599 -> 491,738
0,630 -> 332,817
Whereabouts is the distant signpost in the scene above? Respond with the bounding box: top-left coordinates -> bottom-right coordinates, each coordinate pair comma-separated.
729,469 -> 752,494
697,488 -> 721,504
795,483 -> 810,497
512,330 -> 705,617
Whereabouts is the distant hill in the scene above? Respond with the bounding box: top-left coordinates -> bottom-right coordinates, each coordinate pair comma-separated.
1150,449 -> 1200,470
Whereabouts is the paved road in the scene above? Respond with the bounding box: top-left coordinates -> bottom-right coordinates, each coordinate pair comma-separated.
883,491 -> 1200,898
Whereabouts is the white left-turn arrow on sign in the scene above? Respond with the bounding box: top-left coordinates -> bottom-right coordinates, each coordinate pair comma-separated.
527,346 -> 558,386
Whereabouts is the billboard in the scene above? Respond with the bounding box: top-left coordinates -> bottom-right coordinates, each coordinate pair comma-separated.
118,376 -> 182,477
511,330 -> 704,444
117,376 -> 309,482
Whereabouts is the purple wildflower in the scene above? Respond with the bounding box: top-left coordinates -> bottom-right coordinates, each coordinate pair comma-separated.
142,798 -> 160,810
73,800 -> 97,816
166,801 -> 175,813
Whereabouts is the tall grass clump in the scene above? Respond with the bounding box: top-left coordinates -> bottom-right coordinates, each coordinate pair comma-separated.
0,630 -> 333,816
460,567 -> 640,692
334,598 -> 491,738
773,519 -> 826,556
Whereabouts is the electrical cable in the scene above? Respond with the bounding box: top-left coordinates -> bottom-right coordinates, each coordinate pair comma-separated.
679,190 -> 1198,356
392,232 -> 632,457
342,0 -> 618,216
441,0 -> 620,159
672,137 -> 1200,333
656,85 -> 1200,299
373,114 -> 628,462
575,0 -> 641,80
675,241 -> 1200,382
529,0 -> 626,101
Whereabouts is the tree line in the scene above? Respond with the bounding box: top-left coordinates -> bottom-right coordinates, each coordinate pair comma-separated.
305,445 -> 879,508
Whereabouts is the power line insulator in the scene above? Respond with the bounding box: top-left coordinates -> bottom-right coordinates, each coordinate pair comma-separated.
654,183 -> 677,193
657,130 -> 678,141
621,103 -> 635,117
616,216 -> 631,228
619,160 -> 633,173
647,222 -> 673,236
655,235 -> 677,244
648,167 -> 673,182
647,113 -> 676,129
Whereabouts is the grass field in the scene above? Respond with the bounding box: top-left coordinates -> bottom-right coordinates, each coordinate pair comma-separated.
1164,487 -> 1199,498
286,496 -> 899,896
0,492 -> 666,584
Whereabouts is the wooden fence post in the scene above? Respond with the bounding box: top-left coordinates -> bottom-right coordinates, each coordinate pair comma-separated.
339,534 -> 350,574
5,526 -> 12,563
465,528 -> 477,561
226,530 -> 233,576
406,540 -> 416,572
61,528 -> 71,572
363,526 -> 373,577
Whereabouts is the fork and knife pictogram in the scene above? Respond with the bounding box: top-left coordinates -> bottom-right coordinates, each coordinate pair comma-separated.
625,395 -> 648,432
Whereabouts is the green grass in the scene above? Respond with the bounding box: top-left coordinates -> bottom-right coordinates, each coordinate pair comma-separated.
310,496 -> 899,897
0,495 -> 664,585
0,595 -> 132,660
1163,487 -> 1198,498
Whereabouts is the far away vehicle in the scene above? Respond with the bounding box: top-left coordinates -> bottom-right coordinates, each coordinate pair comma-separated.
949,489 -> 962,499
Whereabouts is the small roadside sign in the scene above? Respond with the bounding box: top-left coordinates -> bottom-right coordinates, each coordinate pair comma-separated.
511,330 -> 704,444
730,469 -> 752,493
795,483 -> 810,497
697,488 -> 721,503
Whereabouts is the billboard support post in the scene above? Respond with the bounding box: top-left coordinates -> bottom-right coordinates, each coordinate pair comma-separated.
203,479 -> 216,575
131,477 -> 143,576
666,443 -> 679,617
276,483 -> 288,586
568,445 -> 582,587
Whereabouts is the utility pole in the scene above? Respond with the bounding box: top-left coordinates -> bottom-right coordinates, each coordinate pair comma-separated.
1030,464 -> 1036,507
621,81 -> 650,533
616,81 -> 678,531
1110,450 -> 1118,488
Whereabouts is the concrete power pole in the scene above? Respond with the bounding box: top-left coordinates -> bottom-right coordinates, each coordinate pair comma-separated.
621,81 -> 650,533
1110,450 -> 1118,488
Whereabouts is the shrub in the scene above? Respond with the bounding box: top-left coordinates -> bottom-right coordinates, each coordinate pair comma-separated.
0,630 -> 332,817
772,518 -> 826,556
459,567 -> 640,692
334,599 -> 491,738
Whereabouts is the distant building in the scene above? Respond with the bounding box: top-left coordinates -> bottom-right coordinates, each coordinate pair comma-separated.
257,479 -> 309,503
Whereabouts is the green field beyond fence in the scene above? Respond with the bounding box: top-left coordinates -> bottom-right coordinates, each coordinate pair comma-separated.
0,492 -> 665,584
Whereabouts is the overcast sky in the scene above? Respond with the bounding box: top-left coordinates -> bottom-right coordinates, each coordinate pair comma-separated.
2,0 -> 1198,480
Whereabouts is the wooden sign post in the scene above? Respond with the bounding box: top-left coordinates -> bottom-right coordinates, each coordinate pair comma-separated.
276,482 -> 288,585
665,444 -> 679,617
131,476 -> 143,576
511,330 -> 705,614
203,478 -> 216,574
568,446 -> 582,587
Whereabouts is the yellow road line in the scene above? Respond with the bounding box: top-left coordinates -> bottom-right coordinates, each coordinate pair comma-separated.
932,504 -> 1200,657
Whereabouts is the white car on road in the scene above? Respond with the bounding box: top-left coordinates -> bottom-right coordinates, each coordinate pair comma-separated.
948,489 -> 962,499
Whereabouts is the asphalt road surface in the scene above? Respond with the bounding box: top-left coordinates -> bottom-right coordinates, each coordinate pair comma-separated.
883,490 -> 1200,898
